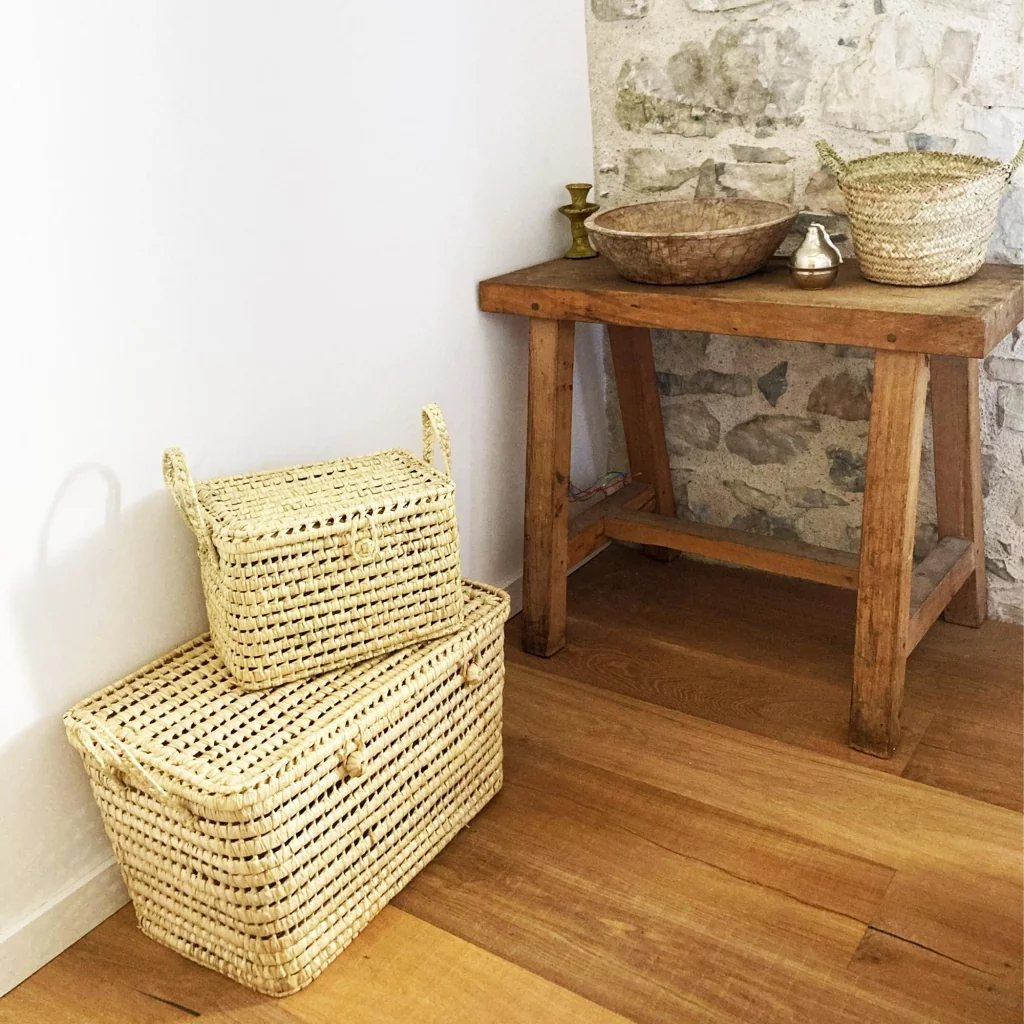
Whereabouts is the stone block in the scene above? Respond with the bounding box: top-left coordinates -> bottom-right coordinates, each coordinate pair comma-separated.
905,133 -> 957,152
802,167 -> 846,214
963,106 -> 1022,162
729,145 -> 793,164
757,362 -> 789,406
827,447 -> 866,492
656,369 -> 752,397
806,371 -> 872,421
786,487 -> 849,508
725,479 -> 780,509
716,162 -> 795,204
624,149 -> 700,192
725,415 -> 820,465
591,0 -> 648,20
821,16 -> 932,132
985,355 -> 1024,385
933,29 -> 978,113
731,508 -> 800,540
665,400 -> 721,451
997,386 -> 1024,432
989,187 -> 1024,265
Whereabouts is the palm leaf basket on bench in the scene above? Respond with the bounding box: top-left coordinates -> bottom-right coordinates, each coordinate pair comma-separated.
816,138 -> 1024,286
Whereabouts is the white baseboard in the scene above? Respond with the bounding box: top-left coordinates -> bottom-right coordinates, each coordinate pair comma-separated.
0,859 -> 129,996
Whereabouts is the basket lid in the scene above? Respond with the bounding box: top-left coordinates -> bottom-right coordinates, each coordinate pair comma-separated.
194,448 -> 453,550
64,580 -> 508,816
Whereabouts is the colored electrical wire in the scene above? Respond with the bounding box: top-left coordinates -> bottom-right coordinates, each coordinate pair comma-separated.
569,470 -> 632,502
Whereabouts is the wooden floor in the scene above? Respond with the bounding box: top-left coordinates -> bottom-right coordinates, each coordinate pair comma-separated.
4,547 -> 1022,1023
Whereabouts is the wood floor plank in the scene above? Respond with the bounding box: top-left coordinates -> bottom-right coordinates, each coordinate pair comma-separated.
902,741 -> 1023,811
0,907 -> 300,1024
502,737 -> 895,925
868,868 -> 1023,978
1,904 -> 625,1024
287,906 -> 630,1024
396,780 -> 940,1024
506,615 -> 932,773
503,662 -> 1023,885
499,662 -> 1023,1001
916,713 -> 1024,766
848,928 -> 1022,1024
558,546 -> 1023,749
566,544 -> 858,683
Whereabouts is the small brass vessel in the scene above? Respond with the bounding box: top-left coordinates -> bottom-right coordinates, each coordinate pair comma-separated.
789,222 -> 842,289
559,183 -> 600,259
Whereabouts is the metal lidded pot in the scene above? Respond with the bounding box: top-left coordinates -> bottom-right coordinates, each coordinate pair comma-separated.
789,222 -> 843,289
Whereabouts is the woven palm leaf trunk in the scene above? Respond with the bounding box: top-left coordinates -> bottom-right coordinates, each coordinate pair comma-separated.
65,581 -> 508,996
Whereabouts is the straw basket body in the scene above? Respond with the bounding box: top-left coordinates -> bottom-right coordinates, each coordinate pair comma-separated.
816,140 -> 1024,286
163,405 -> 463,690
64,581 -> 508,997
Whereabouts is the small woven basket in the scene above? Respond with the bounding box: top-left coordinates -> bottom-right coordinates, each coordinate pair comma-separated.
64,580 -> 508,997
163,404 -> 463,690
816,139 -> 1024,286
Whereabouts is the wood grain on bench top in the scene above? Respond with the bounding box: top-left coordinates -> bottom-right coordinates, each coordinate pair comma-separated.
479,257 -> 1024,357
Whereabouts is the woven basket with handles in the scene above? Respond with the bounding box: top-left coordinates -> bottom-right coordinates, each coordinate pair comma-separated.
163,404 -> 462,690
64,580 -> 508,996
816,139 -> 1024,286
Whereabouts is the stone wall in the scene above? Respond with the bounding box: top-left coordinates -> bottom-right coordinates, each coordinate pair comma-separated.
587,0 -> 1024,622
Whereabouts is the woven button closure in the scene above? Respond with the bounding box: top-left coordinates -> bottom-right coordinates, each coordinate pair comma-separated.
340,748 -> 364,779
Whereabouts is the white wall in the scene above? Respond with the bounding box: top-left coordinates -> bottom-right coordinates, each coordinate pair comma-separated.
0,0 -> 603,992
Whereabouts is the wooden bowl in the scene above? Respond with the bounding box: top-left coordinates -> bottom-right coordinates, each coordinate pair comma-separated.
585,199 -> 799,285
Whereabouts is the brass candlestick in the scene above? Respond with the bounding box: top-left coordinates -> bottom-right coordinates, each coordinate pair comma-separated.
558,183 -> 599,259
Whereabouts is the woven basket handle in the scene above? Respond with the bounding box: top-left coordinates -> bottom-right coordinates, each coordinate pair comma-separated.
162,448 -> 215,559
67,715 -> 183,807
816,140 -> 848,181
1006,139 -> 1024,182
421,404 -> 453,477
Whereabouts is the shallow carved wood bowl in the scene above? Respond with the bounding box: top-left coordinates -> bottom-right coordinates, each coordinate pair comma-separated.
585,199 -> 799,286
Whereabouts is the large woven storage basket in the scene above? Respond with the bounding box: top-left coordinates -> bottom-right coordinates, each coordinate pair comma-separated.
163,404 -> 463,690
64,580 -> 507,997
816,139 -> 1024,286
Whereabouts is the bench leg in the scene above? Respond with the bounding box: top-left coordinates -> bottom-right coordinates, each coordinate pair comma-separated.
930,355 -> 988,627
522,318 -> 575,657
608,325 -> 677,559
851,350 -> 929,758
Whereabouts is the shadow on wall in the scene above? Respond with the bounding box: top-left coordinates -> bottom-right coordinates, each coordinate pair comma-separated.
3,464 -> 207,927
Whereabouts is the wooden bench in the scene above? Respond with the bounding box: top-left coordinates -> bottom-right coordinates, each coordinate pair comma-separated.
479,255 -> 1023,758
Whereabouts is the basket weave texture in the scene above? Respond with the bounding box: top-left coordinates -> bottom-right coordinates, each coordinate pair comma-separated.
817,139 -> 1024,286
163,404 -> 463,690
64,580 -> 508,997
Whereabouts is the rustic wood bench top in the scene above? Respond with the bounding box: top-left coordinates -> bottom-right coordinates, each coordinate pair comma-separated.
479,256 -> 1023,358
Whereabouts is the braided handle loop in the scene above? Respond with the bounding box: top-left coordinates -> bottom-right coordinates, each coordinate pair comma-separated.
68,715 -> 179,806
816,140 -> 848,181
421,404 -> 453,477
1006,138 -> 1024,182
163,448 -> 215,559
